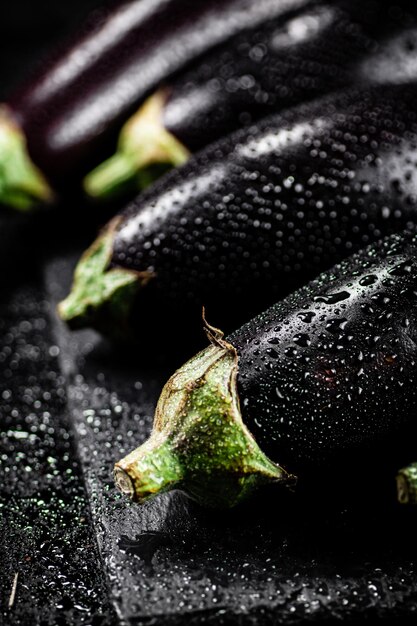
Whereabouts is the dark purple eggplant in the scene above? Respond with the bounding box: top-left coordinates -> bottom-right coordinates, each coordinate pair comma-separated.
2,0 -> 305,210
60,82 -> 417,345
114,229 -> 417,508
84,0 -> 417,199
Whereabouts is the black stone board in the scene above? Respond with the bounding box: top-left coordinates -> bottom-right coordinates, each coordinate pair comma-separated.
0,240 -> 116,625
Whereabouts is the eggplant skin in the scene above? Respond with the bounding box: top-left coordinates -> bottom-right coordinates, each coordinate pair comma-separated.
230,230 -> 417,478
163,0 -> 417,152
111,83 -> 417,330
9,0 -> 311,187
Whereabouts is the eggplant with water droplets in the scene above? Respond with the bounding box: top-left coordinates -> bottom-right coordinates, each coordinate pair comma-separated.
60,83 -> 417,343
114,230 -> 417,508
1,0 -> 301,210
85,0 -> 417,199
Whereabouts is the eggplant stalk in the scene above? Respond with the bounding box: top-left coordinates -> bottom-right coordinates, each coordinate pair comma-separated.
397,463 -> 417,505
114,324 -> 293,508
58,218 -> 150,338
84,90 -> 190,199
0,108 -> 53,210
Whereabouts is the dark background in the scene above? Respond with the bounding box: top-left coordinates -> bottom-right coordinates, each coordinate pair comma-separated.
0,2 -> 100,98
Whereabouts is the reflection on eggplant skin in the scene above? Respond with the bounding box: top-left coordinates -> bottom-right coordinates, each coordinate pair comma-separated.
11,0 -> 309,184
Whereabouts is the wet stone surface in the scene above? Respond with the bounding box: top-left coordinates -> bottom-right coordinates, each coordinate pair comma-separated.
42,253 -> 417,625
0,282 -> 115,626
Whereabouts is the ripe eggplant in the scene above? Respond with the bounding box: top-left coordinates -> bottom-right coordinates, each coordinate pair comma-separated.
114,230 -> 417,508
1,0 -> 304,210
60,83 -> 417,343
84,0 -> 417,199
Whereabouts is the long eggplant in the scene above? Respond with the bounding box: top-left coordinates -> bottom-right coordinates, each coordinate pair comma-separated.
84,0 -> 417,199
1,0 -> 306,210
59,82 -> 417,344
114,229 -> 417,508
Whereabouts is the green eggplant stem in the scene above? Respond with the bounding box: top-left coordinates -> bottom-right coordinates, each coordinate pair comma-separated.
397,463 -> 417,504
83,89 -> 190,199
114,322 -> 295,508
0,106 -> 54,211
58,217 -> 152,339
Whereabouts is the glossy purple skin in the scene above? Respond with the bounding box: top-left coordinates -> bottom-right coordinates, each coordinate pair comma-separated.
162,0 -> 417,152
230,230 -> 417,477
8,0 -> 312,187
109,83 -> 417,335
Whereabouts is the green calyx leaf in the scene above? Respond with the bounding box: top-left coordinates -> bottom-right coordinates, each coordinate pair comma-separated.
0,106 -> 54,211
58,217 -> 151,338
83,89 -> 190,199
397,462 -> 417,505
115,325 -> 295,508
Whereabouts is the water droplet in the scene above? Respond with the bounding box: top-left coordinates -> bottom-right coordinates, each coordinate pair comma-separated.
359,274 -> 378,286
389,260 -> 414,277
276,387 -> 285,400
297,311 -> 316,323
313,291 -> 351,304
293,333 -> 311,347
325,318 -> 348,334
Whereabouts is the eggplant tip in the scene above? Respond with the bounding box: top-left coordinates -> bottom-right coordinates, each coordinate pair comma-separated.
83,89 -> 189,200
115,339 -> 293,508
57,219 -> 148,335
114,466 -> 135,499
0,106 -> 54,211
83,152 -> 138,199
397,463 -> 417,505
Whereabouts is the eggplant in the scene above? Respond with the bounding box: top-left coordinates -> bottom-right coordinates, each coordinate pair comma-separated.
60,83 -> 417,344
114,229 -> 417,508
84,0 -> 417,199
1,0 -> 305,210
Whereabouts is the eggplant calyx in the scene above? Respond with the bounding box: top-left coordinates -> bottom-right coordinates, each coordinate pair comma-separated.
84,89 -> 190,199
0,106 -> 54,211
114,324 -> 294,508
58,217 -> 151,337
397,463 -> 417,504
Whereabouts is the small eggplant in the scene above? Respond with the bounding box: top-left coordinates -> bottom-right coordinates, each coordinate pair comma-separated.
84,0 -> 417,199
60,83 -> 417,342
114,230 -> 417,508
2,0 -> 300,210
